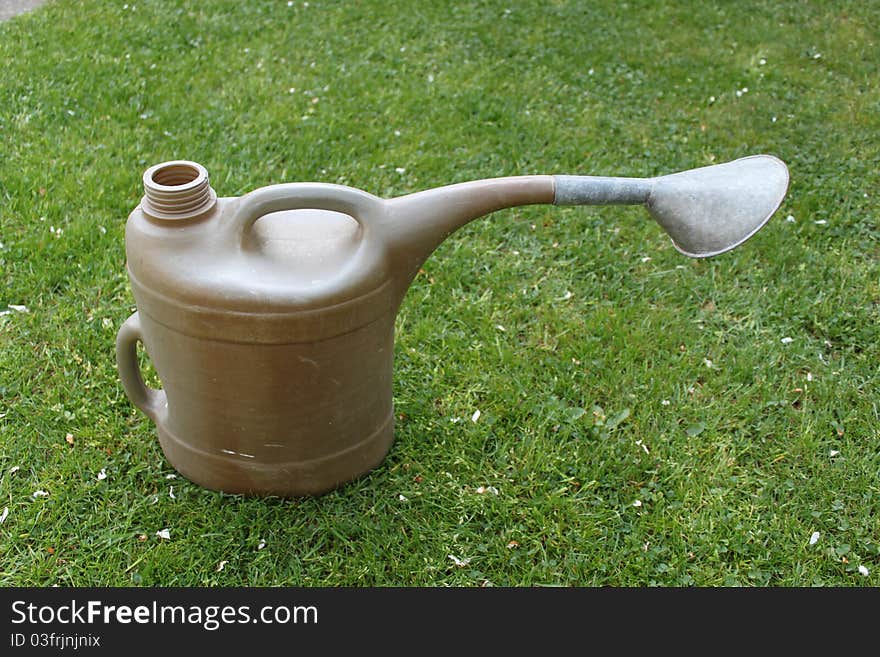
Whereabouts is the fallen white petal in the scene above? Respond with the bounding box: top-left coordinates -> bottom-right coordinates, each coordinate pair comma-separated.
475,485 -> 499,495
257,540 -> 266,550
809,531 -> 820,545
156,529 -> 171,540
216,560 -> 228,572
704,359 -> 713,368
471,409 -> 481,423
0,507 -> 8,524
398,494 -> 408,501
786,214 -> 796,223
780,337 -> 793,344
395,167 -> 406,174
632,499 -> 642,507
661,399 -> 670,406
97,468 -> 107,481
829,450 -> 840,457
9,466 -> 20,475
806,372 -> 813,382
814,220 -> 827,225
1,304 -> 29,316
448,554 -> 471,567
32,490 -> 49,498
165,474 -> 177,479
169,486 -> 176,500
858,565 -> 869,576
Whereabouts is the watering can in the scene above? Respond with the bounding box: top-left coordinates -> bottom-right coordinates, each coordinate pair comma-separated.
116,155 -> 789,496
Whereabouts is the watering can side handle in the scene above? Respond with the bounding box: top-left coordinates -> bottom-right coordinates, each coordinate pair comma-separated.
230,183 -> 382,242
116,312 -> 165,422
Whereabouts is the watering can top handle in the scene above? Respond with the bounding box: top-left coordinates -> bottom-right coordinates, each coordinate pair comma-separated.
231,182 -> 381,241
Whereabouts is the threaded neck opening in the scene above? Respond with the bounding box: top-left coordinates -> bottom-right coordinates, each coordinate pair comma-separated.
142,160 -> 217,220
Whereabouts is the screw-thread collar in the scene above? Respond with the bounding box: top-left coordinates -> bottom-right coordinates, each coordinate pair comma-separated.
142,160 -> 217,220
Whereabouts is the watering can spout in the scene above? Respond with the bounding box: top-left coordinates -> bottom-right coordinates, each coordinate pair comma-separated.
382,154 -> 789,295
543,154 -> 789,258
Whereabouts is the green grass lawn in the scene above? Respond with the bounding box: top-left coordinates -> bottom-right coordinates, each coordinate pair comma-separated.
1,0 -> 878,586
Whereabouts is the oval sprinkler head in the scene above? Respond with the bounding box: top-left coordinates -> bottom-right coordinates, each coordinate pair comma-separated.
645,155 -> 790,258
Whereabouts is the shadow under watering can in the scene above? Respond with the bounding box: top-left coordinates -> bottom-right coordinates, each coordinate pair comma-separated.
117,155 -> 789,496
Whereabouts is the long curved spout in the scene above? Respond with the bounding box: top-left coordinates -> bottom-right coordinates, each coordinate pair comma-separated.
378,155 -> 789,299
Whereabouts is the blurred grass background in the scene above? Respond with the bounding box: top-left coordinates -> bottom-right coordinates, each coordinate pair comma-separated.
0,0 -> 878,585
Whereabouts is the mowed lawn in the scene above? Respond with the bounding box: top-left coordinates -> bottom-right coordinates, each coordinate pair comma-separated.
0,0 -> 878,586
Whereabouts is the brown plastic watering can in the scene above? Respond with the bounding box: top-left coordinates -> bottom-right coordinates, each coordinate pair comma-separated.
117,156 -> 789,496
